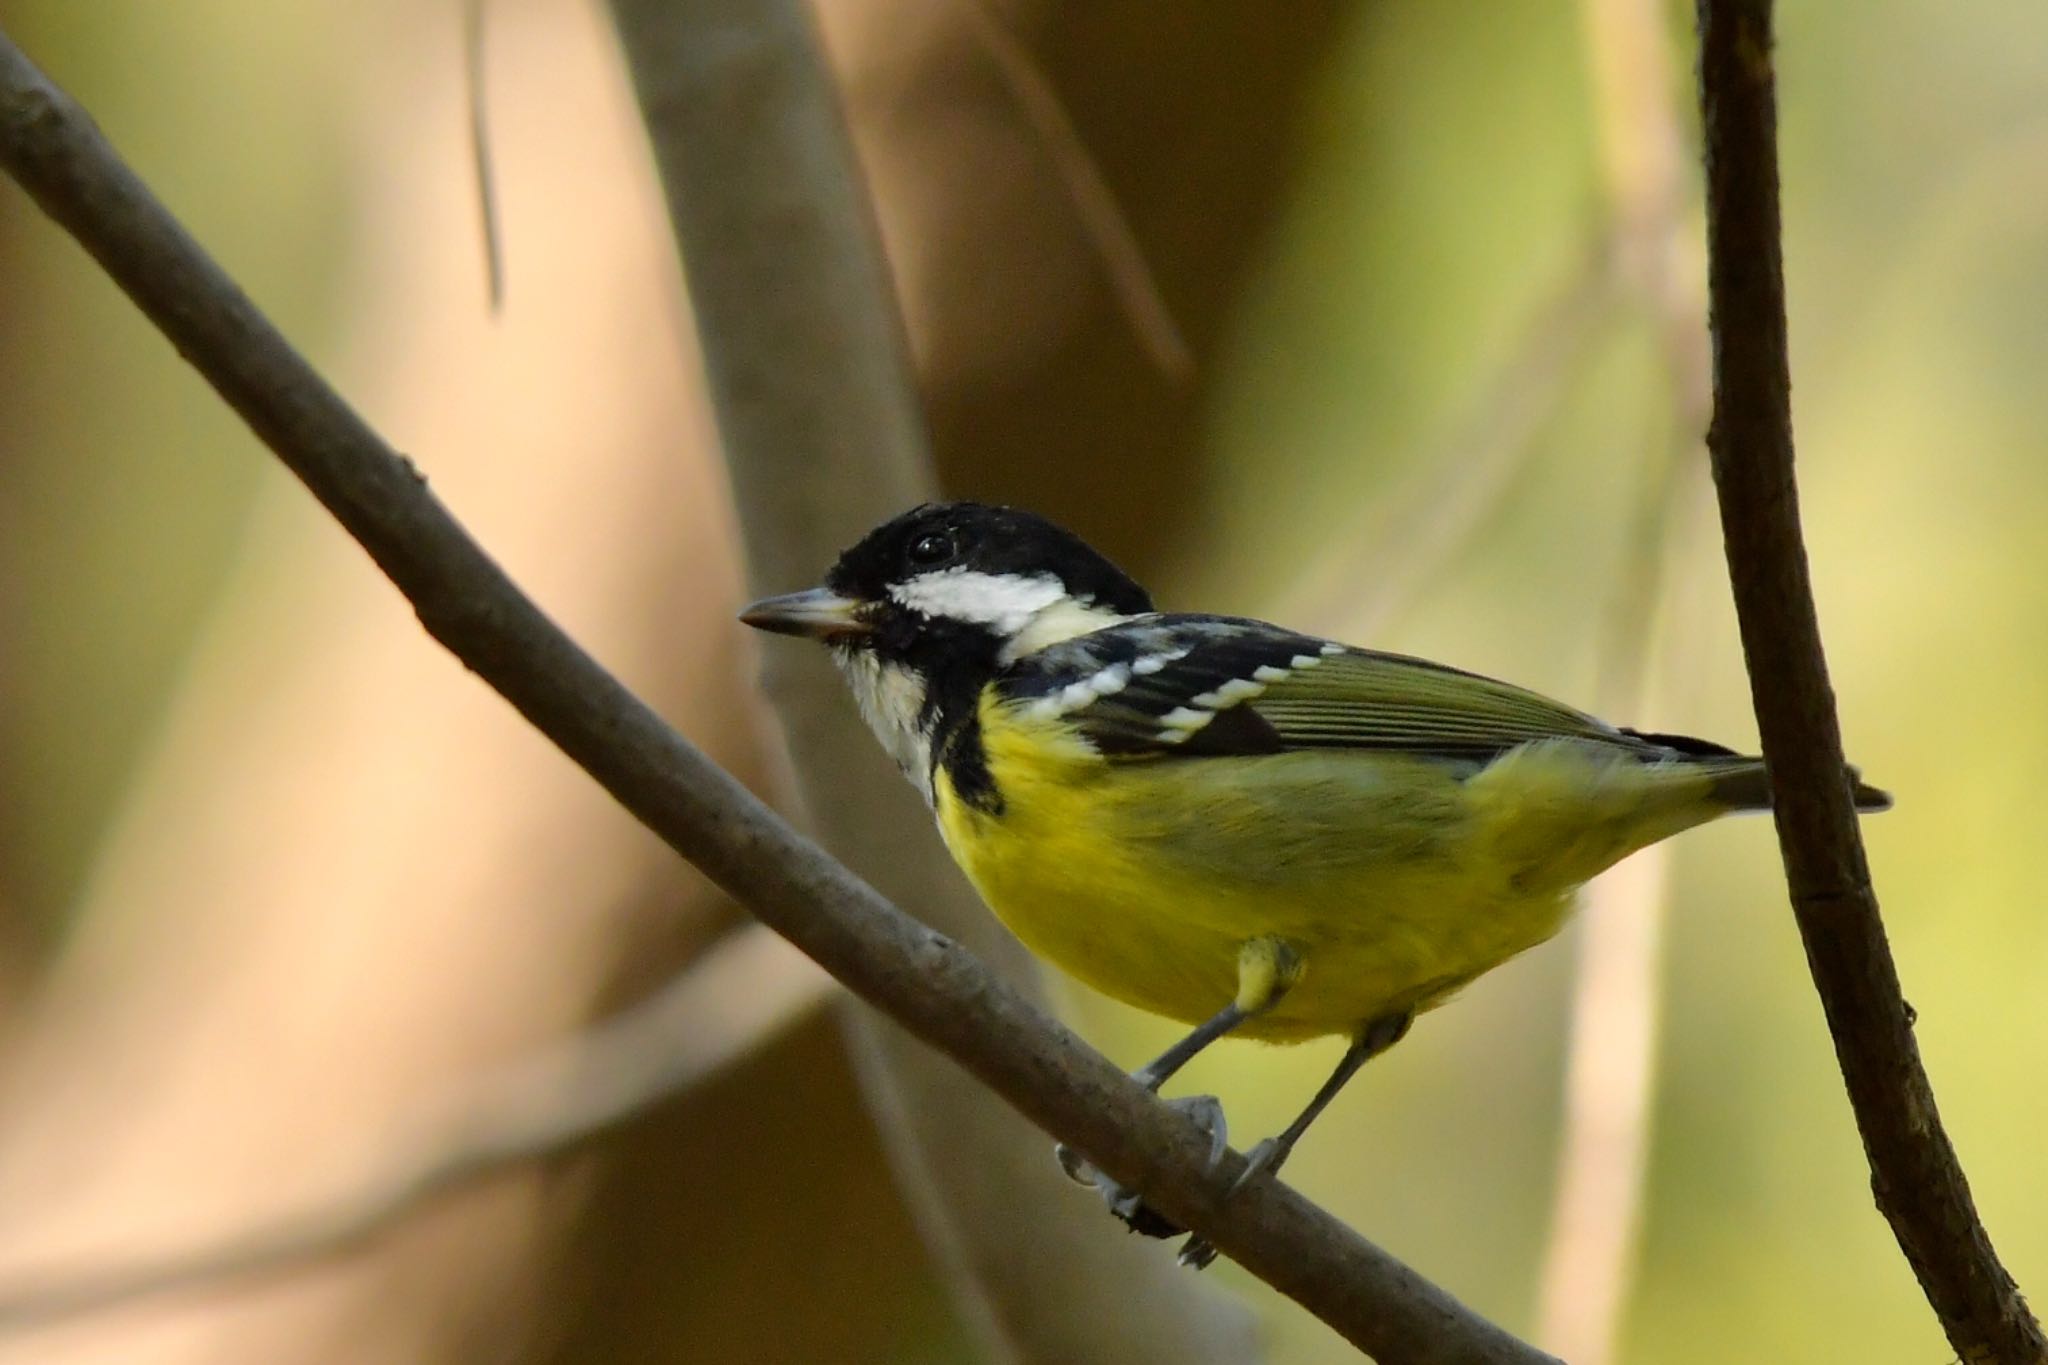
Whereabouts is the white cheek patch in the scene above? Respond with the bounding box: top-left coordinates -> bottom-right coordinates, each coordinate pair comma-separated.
889,569 -> 1067,634
888,569 -> 1134,663
834,650 -> 936,803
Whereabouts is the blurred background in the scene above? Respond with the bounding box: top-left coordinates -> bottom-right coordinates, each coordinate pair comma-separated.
0,0 -> 2043,1361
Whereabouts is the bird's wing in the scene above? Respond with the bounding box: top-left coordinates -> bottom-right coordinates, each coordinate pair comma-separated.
999,615 -> 1700,762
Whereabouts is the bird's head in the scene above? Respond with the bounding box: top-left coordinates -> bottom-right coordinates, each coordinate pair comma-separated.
739,503 -> 1151,794
739,502 -> 1151,672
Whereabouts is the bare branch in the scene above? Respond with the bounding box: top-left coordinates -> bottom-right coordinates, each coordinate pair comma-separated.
1536,2 -> 1709,1356
1536,845 -> 1669,1362
1693,3 -> 2046,1361
0,28 -> 1558,1365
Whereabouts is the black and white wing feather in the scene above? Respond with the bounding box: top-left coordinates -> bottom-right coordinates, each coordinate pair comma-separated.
997,616 -> 1726,765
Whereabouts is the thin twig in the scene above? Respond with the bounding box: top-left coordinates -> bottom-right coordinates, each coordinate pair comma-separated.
1536,423 -> 1709,1364
1693,3 -> 2045,1362
0,29 -> 1558,1364
956,0 -> 1193,381
0,926 -> 832,1326
1536,845 -> 1667,1359
462,0 -> 503,310
1281,230 -> 1618,640
1535,2 -> 1706,1356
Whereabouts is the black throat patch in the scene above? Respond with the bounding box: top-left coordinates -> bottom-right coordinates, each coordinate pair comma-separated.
934,710 -> 1003,815
912,625 -> 998,813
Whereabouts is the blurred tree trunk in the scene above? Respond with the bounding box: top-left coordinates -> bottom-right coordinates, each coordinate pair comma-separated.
0,1 -> 1358,1362
576,5 -> 1355,1357
848,1 -> 1354,569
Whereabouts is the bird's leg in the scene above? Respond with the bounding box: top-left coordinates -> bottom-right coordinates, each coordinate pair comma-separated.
1234,1010 -> 1414,1190
1132,1000 -> 1251,1093
1177,1010 -> 1413,1270
1053,1000 -> 1243,1219
1056,938 -> 1301,1239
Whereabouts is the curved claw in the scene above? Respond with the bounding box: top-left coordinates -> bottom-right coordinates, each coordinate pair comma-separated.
1169,1093 -> 1230,1171
1227,1135 -> 1286,1197
1050,1093 -> 1232,1242
1179,1134 -> 1287,1270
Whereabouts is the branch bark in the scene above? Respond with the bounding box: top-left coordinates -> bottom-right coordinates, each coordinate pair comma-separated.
0,27 -> 1558,1365
599,1 -> 1250,1360
1692,4 -> 2046,1362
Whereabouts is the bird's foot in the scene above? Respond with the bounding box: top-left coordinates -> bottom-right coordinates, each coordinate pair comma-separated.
1227,1134 -> 1290,1195
1175,1134 -> 1295,1270
1054,1093 -> 1229,1243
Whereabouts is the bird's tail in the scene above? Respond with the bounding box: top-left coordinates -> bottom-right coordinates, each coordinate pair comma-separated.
1702,758 -> 1893,813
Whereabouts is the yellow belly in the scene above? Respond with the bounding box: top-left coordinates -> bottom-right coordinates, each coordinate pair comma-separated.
933,703 -> 1722,1043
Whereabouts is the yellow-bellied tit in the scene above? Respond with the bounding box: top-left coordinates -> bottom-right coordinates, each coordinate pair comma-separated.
740,502 -> 1890,1268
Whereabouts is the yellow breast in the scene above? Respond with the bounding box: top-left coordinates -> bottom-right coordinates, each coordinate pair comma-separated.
933,697 -> 1725,1043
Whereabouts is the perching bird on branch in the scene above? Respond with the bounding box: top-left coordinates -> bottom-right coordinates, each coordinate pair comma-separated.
741,502 -> 1890,1267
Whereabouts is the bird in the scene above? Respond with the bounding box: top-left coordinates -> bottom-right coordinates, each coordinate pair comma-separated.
739,501 -> 1890,1267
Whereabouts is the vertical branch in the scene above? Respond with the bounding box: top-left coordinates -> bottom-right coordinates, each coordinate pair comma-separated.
1693,3 -> 2045,1362
599,2 -> 1256,1361
1536,1 -> 1709,1357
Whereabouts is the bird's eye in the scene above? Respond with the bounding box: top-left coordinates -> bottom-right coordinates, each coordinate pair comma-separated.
907,532 -> 956,567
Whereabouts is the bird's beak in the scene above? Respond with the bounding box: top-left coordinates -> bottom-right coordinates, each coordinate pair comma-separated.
738,587 -> 871,642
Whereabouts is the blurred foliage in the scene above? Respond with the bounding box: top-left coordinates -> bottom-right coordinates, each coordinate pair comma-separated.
3,0 -> 2047,1361
556,1013 -> 968,1365
1098,1 -> 2048,1361
0,0 -> 354,935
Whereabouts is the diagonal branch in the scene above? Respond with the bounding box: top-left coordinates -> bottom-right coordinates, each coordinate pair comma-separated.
1693,3 -> 2046,1362
0,29 -> 1556,1365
